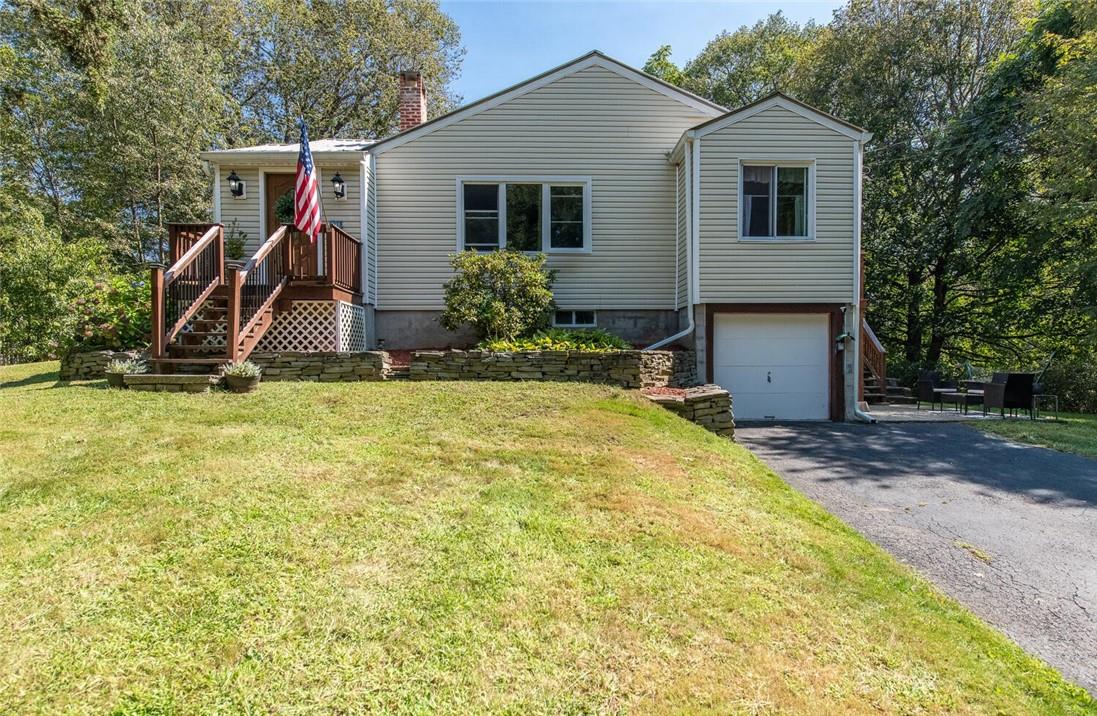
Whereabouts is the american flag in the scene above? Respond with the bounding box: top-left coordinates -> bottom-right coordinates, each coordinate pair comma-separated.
295,121 -> 322,243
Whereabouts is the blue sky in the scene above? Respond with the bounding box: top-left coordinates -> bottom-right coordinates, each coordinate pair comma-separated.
439,1 -> 845,103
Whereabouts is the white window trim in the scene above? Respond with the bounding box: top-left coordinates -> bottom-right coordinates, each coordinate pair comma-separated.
553,310 -> 597,328
736,159 -> 816,242
456,175 -> 593,253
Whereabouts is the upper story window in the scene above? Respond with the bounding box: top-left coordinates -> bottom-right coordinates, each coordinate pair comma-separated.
741,163 -> 812,240
459,177 -> 591,253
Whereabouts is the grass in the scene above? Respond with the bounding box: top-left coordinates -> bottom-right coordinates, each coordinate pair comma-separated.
0,361 -> 1093,714
975,411 -> 1097,458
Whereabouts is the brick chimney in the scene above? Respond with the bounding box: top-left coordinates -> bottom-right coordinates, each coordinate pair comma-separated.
399,71 -> 427,131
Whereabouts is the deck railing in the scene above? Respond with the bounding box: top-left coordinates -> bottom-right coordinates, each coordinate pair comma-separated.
151,224 -> 224,359
282,223 -> 362,295
862,320 -> 887,386
327,224 -> 362,293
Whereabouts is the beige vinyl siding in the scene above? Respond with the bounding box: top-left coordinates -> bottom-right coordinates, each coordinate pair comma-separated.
217,167 -> 261,255
676,160 -> 688,308
698,105 -> 856,303
213,162 -> 363,257
363,160 -> 377,304
375,65 -> 713,310
317,164 -> 362,240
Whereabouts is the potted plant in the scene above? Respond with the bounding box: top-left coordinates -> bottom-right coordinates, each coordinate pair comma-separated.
222,360 -> 262,393
104,358 -> 148,388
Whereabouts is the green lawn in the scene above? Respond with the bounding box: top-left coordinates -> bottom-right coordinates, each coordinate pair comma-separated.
0,362 -> 1093,714
976,411 -> 1097,458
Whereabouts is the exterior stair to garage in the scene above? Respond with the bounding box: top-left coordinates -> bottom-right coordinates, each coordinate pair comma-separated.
863,367 -> 916,405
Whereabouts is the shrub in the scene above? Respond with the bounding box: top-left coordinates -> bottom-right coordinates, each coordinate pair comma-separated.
0,197 -> 108,361
222,360 -> 262,378
440,250 -> 556,341
69,275 -> 151,353
1039,361 -> 1097,413
105,358 -> 148,375
479,328 -> 631,352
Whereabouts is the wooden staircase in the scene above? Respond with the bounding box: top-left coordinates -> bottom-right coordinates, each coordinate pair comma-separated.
150,222 -> 363,375
150,224 -> 288,374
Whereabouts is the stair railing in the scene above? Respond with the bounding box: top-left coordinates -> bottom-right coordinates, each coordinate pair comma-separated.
862,319 -> 887,386
151,224 -> 224,360
225,225 -> 291,362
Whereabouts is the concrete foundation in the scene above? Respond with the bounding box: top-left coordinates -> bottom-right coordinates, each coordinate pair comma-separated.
373,309 -> 685,349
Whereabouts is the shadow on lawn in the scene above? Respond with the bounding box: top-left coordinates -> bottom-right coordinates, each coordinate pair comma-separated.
737,421 -> 1097,509
0,369 -> 63,390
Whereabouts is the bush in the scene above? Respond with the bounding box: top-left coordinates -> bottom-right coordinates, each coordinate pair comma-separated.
69,275 -> 151,354
0,198 -> 108,361
479,328 -> 631,352
440,250 -> 556,341
1039,361 -> 1097,413
105,358 -> 148,375
222,360 -> 262,378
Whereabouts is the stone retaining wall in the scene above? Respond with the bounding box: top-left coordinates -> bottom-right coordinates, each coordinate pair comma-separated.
643,385 -> 735,437
408,350 -> 690,389
59,349 -> 146,381
249,351 -> 390,382
670,350 -> 698,387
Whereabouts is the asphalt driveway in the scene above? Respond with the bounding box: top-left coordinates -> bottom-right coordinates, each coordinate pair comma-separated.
736,421 -> 1097,694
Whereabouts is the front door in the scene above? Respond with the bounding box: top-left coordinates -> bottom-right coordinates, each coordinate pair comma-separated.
264,173 -> 296,240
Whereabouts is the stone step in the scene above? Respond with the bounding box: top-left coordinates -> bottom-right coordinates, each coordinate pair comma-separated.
887,386 -> 912,397
888,395 -> 918,405
124,374 -> 219,393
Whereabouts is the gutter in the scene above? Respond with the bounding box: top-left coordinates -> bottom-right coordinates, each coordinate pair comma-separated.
645,133 -> 696,351
850,137 -> 874,424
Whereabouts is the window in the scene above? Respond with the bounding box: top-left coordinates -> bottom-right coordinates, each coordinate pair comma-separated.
463,184 -> 500,251
741,164 -> 811,239
505,184 -> 541,251
553,310 -> 596,327
459,178 -> 590,252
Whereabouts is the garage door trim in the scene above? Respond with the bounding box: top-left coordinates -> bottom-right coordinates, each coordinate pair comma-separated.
705,303 -> 845,421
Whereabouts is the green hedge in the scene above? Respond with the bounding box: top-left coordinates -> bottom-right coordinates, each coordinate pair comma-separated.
478,329 -> 630,352
1039,361 -> 1097,413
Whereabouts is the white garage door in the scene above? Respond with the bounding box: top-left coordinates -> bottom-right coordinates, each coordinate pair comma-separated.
713,313 -> 830,420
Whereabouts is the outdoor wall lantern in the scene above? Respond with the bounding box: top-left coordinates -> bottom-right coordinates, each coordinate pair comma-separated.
331,172 -> 346,199
227,170 -> 246,199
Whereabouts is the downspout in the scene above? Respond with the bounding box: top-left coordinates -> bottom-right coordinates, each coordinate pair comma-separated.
851,136 -> 875,424
646,135 -> 694,350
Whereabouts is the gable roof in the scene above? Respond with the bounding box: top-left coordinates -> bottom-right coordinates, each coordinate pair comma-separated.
368,50 -> 727,156
689,91 -> 872,142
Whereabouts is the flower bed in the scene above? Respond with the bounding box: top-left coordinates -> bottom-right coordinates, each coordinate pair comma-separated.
642,384 -> 734,437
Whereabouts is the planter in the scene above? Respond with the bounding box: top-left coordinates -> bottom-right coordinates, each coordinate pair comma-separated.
224,374 -> 260,393
105,372 -> 127,389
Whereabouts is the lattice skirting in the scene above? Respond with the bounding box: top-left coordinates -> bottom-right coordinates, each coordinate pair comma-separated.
256,301 -> 338,352
337,301 -> 368,351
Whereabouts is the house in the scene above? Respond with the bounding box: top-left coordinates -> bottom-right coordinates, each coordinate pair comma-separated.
159,51 -> 875,421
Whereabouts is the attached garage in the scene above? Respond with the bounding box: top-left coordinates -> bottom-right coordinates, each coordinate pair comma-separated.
710,311 -> 838,421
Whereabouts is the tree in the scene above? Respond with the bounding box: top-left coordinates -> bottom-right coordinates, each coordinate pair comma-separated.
802,0 -> 1027,366
642,45 -> 685,86
0,186 -> 106,361
223,0 -> 464,144
681,13 -> 820,108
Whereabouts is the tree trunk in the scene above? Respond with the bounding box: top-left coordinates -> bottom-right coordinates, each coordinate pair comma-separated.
903,269 -> 923,363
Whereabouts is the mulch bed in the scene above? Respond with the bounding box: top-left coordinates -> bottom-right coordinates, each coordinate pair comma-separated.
642,386 -> 687,397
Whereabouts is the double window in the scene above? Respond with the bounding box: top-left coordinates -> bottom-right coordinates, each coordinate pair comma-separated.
740,163 -> 812,240
459,178 -> 591,252
553,310 -> 596,328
